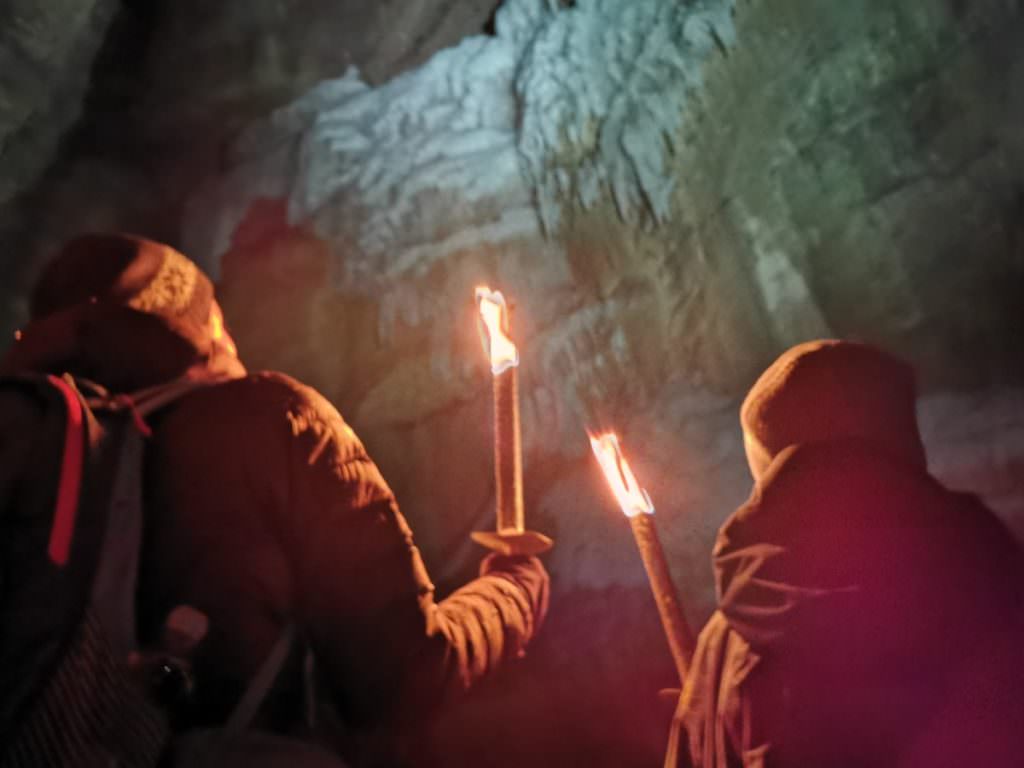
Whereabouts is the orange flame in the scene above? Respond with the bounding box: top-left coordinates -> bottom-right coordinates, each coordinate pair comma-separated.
589,432 -> 654,517
475,286 -> 519,374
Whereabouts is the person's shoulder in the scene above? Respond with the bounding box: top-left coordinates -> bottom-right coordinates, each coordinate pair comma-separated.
218,370 -> 312,396
946,489 -> 1024,570
167,371 -> 350,441
239,371 -> 364,448
735,438 -> 1018,564
767,438 -> 920,480
207,370 -> 337,413
763,439 -> 938,503
724,438 -> 945,543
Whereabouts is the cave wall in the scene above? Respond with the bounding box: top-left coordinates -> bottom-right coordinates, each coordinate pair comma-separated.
2,0 -> 1024,766
0,0 -> 119,328
185,0 -> 1024,568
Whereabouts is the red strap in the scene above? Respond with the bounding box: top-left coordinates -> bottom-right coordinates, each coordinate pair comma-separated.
46,375 -> 85,567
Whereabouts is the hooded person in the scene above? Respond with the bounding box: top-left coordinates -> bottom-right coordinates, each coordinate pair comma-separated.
665,339 -> 1024,768
1,233 -> 550,766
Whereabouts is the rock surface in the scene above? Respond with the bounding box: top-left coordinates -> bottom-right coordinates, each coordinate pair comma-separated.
0,0 -> 119,330
0,0 -> 117,209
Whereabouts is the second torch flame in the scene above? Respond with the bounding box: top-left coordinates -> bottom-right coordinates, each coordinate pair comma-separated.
589,432 -> 694,685
589,433 -> 655,518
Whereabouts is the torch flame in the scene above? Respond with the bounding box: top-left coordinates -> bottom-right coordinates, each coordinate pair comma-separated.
476,285 -> 519,375
589,432 -> 654,517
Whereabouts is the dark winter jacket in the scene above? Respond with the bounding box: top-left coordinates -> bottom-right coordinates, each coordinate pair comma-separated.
667,340 -> 1024,768
2,279 -> 548,764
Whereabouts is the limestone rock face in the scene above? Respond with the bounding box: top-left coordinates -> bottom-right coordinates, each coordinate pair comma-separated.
182,1 -> 1024,763
668,0 -> 1024,390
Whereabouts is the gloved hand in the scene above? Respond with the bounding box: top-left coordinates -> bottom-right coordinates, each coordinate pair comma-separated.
432,554 -> 551,683
479,554 -> 550,632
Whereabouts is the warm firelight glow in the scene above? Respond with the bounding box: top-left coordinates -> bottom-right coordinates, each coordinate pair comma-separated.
475,286 -> 519,375
209,304 -> 238,357
589,432 -> 655,518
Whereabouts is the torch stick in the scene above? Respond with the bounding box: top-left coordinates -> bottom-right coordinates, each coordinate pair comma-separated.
629,514 -> 694,683
589,432 -> 694,684
493,362 -> 524,533
471,286 -> 553,557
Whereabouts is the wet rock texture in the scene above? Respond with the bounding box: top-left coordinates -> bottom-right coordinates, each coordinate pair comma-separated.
2,0 -> 1024,765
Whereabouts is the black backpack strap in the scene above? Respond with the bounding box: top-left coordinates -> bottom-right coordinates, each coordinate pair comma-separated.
0,374 -> 171,768
222,625 -> 297,737
131,377 -> 223,418
179,625 -> 299,768
124,377 -> 301,739
89,376 -> 219,660
89,419 -> 147,659
98,377 -> 299,747
88,375 -> 234,438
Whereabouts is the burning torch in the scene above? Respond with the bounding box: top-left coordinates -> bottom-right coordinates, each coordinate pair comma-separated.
471,286 -> 553,557
589,432 -> 694,685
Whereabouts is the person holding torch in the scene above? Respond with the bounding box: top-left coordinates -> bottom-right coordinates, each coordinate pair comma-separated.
666,340 -> 1024,768
0,233 -> 551,768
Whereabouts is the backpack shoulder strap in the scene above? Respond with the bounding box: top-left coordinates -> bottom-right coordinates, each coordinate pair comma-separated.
222,625 -> 296,737
41,374 -> 88,568
86,375 -> 232,435
97,375 -> 295,740
87,375 -> 229,659
0,373 -> 95,568
88,415 -> 147,659
131,377 -> 224,418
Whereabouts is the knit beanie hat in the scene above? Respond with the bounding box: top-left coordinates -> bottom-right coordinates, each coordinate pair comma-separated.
740,339 -> 926,472
30,233 -> 215,348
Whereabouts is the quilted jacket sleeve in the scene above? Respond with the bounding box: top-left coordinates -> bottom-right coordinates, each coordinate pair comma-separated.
280,381 -> 549,728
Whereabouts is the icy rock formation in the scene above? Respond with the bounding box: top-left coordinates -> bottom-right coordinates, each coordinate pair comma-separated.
291,40 -> 535,291
185,0 -> 737,286
185,39 -> 530,287
509,0 -> 736,231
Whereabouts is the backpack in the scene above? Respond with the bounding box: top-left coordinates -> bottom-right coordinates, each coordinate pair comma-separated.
0,373 -> 211,767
